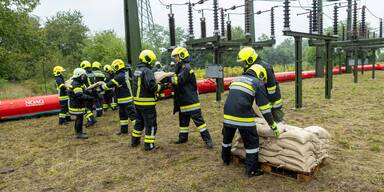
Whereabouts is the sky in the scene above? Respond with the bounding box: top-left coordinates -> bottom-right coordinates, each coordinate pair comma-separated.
32,0 -> 384,44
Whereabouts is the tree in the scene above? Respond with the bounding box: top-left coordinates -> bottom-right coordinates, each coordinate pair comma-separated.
82,30 -> 126,65
0,0 -> 44,80
44,11 -> 88,59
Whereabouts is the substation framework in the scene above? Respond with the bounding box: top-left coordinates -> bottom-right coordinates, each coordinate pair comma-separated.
122,0 -> 384,107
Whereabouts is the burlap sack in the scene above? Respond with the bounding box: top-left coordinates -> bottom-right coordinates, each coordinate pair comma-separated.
154,71 -> 174,83
260,155 -> 285,166
257,124 -> 285,138
277,123 -> 302,132
304,126 -> 331,139
260,148 -> 279,157
255,117 -> 268,125
277,139 -> 315,156
261,141 -> 283,152
252,103 -> 263,118
280,149 -> 314,163
279,129 -> 315,144
231,148 -> 246,159
280,155 -> 316,172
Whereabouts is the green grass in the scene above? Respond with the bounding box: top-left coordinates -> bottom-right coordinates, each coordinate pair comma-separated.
0,71 -> 383,191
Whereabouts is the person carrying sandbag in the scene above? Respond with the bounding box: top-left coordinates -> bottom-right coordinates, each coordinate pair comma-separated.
221,47 -> 281,177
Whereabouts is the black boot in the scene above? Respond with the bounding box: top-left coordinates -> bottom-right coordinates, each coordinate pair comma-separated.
85,116 -> 97,127
131,136 -> 141,147
144,143 -> 160,151
59,118 -> 67,125
76,132 -> 89,139
174,133 -> 188,144
245,153 -> 263,177
222,145 -> 232,165
116,125 -> 128,135
96,109 -> 103,117
200,130 -> 213,149
66,115 -> 73,122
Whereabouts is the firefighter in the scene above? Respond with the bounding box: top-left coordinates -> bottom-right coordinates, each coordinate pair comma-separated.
68,68 -> 95,139
102,64 -> 117,111
221,47 -> 280,177
252,48 -> 284,122
53,66 -> 70,125
102,59 -> 136,135
169,47 -> 213,149
92,61 -> 106,117
131,50 -> 166,151
80,60 -> 97,127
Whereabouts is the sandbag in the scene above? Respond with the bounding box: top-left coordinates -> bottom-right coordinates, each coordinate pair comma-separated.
154,71 -> 174,83
257,124 -> 285,138
304,126 -> 330,139
277,123 -> 301,132
279,155 -> 316,172
231,148 -> 246,159
277,139 -> 315,156
255,118 -> 267,125
261,139 -> 283,152
279,129 -> 315,144
252,103 -> 263,118
260,148 -> 279,157
260,155 -> 285,166
280,149 -> 314,163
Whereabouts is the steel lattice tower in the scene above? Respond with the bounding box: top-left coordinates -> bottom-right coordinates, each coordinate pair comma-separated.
138,0 -> 154,38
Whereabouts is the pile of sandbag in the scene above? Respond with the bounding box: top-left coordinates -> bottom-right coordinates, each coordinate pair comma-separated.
231,118 -> 330,173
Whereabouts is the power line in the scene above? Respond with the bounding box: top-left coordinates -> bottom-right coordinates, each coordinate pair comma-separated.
365,6 -> 382,19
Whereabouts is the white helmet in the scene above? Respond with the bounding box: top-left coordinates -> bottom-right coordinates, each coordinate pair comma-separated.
72,68 -> 86,78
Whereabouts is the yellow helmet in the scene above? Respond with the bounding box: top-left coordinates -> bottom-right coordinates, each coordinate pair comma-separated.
139,49 -> 157,65
103,64 -> 113,72
111,59 -> 125,71
53,66 -> 65,76
171,47 -> 189,60
247,64 -> 267,82
80,60 -> 92,69
92,61 -> 102,70
237,47 -> 258,68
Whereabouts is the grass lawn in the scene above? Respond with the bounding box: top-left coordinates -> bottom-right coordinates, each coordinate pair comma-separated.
0,71 -> 383,192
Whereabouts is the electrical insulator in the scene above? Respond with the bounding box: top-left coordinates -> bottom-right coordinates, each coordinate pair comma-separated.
283,0 -> 290,31
271,7 -> 275,39
188,3 -> 194,39
361,5 -> 366,38
227,20 -> 232,41
168,13 -> 176,47
312,0 -> 318,34
333,4 -> 338,35
352,0 -> 357,39
220,8 -> 225,37
380,19 -> 383,38
200,17 -> 206,38
309,10 -> 313,34
213,0 -> 219,35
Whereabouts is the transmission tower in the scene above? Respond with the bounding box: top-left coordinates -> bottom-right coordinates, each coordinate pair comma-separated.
138,0 -> 155,38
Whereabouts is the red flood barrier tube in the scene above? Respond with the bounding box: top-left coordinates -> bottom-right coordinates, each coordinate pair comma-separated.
0,64 -> 383,121
0,95 -> 61,121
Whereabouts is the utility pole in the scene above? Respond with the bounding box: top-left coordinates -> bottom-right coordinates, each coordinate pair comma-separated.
124,0 -> 142,68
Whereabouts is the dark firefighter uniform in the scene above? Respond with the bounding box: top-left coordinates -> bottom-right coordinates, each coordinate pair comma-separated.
131,50 -> 164,151
170,47 -> 213,148
68,68 -> 94,139
80,60 -> 97,127
102,65 -> 117,111
222,47 -> 280,177
53,66 -> 70,125
256,58 -> 284,122
92,61 -> 106,117
103,59 -> 136,135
